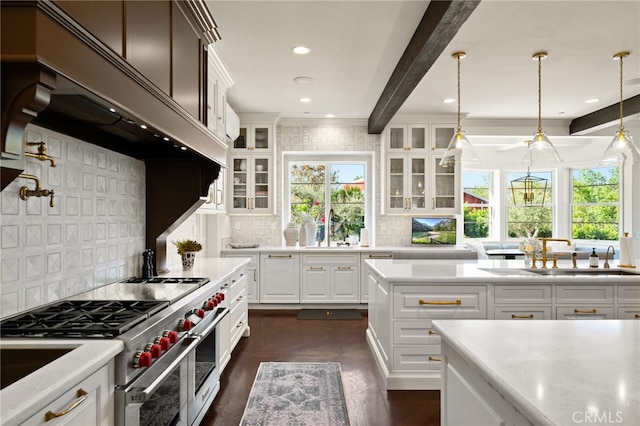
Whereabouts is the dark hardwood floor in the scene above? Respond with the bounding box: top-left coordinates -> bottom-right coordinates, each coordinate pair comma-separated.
201,310 -> 440,426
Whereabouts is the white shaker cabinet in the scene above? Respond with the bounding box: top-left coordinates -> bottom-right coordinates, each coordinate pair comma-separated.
219,267 -> 249,372
228,154 -> 273,214
301,254 -> 359,303
260,253 -> 300,303
222,252 -> 260,303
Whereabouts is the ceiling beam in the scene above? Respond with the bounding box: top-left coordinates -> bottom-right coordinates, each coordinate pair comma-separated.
570,95 -> 640,135
367,0 -> 480,134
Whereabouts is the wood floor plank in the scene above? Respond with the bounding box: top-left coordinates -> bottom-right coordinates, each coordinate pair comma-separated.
201,310 -> 440,425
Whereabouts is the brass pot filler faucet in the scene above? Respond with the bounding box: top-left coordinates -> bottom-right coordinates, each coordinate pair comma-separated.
18,142 -> 56,207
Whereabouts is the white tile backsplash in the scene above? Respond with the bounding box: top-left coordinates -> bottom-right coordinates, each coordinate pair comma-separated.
0,125 -> 145,318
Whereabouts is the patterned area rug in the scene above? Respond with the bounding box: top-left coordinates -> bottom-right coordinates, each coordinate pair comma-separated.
240,362 -> 350,426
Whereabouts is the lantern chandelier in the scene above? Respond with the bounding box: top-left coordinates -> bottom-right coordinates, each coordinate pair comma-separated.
511,140 -> 548,207
523,52 -> 562,166
440,51 -> 480,167
602,51 -> 640,163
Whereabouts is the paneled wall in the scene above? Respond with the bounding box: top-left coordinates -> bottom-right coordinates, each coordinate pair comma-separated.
0,125 -> 146,318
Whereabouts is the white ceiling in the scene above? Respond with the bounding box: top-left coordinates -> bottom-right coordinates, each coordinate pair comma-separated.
206,1 -> 640,133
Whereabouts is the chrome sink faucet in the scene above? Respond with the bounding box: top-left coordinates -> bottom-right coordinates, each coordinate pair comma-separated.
539,238 -> 572,268
604,245 -> 615,269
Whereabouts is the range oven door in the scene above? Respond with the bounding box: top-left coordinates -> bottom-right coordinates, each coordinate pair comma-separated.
116,337 -> 198,426
188,306 -> 229,425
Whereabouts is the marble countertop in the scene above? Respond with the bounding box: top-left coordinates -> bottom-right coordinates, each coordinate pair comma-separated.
0,339 -> 123,425
221,245 -> 472,253
432,320 -> 640,425
364,258 -> 640,283
160,257 -> 250,280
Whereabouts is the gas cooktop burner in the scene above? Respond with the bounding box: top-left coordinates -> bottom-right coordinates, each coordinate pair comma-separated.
122,277 -> 209,285
0,300 -> 168,338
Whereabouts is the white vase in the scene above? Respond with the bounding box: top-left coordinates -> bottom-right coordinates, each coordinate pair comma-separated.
298,223 -> 307,246
181,251 -> 197,269
304,221 -> 318,246
283,222 -> 299,246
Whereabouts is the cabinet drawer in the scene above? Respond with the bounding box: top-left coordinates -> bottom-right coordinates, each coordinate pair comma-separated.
494,285 -> 551,304
394,285 -> 487,319
392,346 -> 442,371
302,254 -> 359,265
556,285 -> 613,304
493,306 -> 552,320
393,320 -> 440,345
556,306 -> 614,320
617,307 -> 640,319
618,285 -> 640,304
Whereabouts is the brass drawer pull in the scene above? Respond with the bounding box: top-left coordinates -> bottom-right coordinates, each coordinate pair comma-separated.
269,254 -> 292,258
574,308 -> 597,314
337,266 -> 351,270
636,314 -> 640,318
45,389 -> 89,421
428,356 -> 441,362
428,329 -> 438,335
419,299 -> 461,305
368,254 -> 392,259
310,266 -> 324,270
511,314 -> 534,319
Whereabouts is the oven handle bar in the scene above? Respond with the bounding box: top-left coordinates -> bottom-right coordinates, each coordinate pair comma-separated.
193,307 -> 229,339
120,336 -> 200,404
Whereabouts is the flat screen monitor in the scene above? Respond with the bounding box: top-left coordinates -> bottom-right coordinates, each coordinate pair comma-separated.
411,217 -> 457,245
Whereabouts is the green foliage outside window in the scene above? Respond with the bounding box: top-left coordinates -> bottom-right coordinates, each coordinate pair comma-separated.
571,167 -> 619,240
507,171 -> 553,238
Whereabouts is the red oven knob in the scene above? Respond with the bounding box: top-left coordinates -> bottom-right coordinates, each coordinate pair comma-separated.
163,330 -> 178,344
156,336 -> 170,351
207,299 -> 218,310
146,343 -> 162,358
218,292 -> 225,301
178,318 -> 193,331
195,308 -> 205,318
133,350 -> 153,368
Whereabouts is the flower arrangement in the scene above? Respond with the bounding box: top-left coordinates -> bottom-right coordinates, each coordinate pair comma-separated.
173,239 -> 202,255
518,229 -> 542,255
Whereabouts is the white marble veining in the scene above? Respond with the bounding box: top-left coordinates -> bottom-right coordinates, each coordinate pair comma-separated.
433,320 -> 640,426
0,339 -> 123,426
159,257 -> 250,281
365,258 -> 640,283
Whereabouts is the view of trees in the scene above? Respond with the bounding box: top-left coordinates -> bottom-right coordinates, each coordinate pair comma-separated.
290,164 -> 365,243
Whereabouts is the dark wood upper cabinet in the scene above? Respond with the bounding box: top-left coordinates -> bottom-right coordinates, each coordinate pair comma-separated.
55,1 -> 124,56
125,1 -> 172,95
172,2 -> 202,120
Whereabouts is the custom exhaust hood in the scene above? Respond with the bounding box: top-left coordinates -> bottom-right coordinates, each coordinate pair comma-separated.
1,0 -> 225,273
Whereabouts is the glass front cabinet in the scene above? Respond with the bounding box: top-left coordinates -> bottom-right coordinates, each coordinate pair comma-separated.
228,155 -> 273,214
232,124 -> 272,152
383,122 -> 459,214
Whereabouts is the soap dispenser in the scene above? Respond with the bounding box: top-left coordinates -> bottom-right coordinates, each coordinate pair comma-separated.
589,248 -> 599,268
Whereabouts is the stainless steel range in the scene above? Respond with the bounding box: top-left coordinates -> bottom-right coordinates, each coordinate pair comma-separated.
0,276 -> 228,426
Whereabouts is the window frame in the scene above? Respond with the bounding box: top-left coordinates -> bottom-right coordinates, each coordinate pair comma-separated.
462,170 -> 494,240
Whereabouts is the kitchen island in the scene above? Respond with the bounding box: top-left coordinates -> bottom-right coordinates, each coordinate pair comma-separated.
433,319 -> 640,426
364,258 -> 639,390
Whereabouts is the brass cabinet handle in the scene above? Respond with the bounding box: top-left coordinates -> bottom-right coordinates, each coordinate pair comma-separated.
428,356 -> 441,362
310,266 -> 324,270
45,389 -> 89,421
428,329 -> 438,335
574,309 -> 597,314
337,266 -> 351,270
512,314 -> 534,319
635,314 -> 640,318
419,299 -> 461,305
269,254 -> 292,258
368,254 -> 392,259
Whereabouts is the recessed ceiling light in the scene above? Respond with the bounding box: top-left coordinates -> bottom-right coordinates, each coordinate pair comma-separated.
325,113 -> 335,118
292,46 -> 311,55
299,97 -> 311,103
293,76 -> 314,85
584,98 -> 600,103
443,98 -> 456,104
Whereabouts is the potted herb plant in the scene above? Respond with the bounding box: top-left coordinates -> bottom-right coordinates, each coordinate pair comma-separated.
173,239 -> 202,269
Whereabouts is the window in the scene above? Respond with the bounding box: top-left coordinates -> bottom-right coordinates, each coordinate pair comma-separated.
571,166 -> 619,240
506,170 -> 553,238
463,171 -> 491,238
286,154 -> 371,245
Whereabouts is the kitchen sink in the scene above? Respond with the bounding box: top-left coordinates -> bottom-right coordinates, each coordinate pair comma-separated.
0,348 -> 73,390
524,268 -> 639,276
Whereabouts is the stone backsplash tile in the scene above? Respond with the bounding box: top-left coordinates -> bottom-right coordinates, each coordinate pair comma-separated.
0,125 -> 145,318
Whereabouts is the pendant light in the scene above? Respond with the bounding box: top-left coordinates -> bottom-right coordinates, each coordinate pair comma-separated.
511,140 -> 548,207
440,51 -> 479,167
602,51 -> 640,163
523,52 -> 561,165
